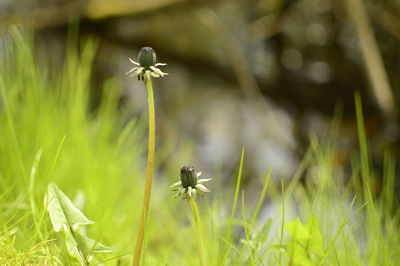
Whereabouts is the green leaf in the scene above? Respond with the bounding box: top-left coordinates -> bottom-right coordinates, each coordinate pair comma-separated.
304,215 -> 324,257
287,240 -> 313,266
285,215 -> 324,265
286,218 -> 310,243
74,231 -> 114,255
286,218 -> 312,266
64,225 -> 84,261
45,182 -> 114,264
46,182 -> 94,232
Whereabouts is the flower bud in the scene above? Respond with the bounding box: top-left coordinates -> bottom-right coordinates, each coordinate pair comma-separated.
138,47 -> 156,69
180,166 -> 198,188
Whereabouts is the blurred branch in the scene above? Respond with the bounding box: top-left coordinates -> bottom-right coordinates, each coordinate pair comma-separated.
243,0 -> 296,43
344,0 -> 396,120
371,4 -> 400,42
243,14 -> 283,43
197,9 -> 262,101
0,0 -> 203,29
0,2 -> 82,30
33,2 -> 82,29
84,0 -> 184,20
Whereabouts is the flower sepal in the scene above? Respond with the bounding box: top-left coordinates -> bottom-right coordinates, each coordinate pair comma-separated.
170,166 -> 212,200
127,47 -> 168,81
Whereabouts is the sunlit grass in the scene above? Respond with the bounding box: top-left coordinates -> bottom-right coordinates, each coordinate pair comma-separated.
0,28 -> 399,265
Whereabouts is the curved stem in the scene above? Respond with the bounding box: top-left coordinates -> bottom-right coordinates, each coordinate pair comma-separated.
188,197 -> 206,266
133,78 -> 156,266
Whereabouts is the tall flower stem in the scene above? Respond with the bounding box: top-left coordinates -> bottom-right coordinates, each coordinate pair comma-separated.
133,78 -> 156,266
188,196 -> 206,266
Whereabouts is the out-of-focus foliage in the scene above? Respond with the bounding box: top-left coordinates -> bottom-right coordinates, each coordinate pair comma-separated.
1,25 -> 400,266
1,0 -> 400,230
1,0 -> 400,180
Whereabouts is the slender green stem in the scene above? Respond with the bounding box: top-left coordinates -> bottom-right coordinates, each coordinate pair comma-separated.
188,196 -> 206,266
237,168 -> 271,257
226,147 -> 245,242
133,78 -> 156,266
221,148 -> 244,264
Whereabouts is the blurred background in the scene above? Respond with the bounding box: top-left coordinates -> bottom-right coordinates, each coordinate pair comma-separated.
1,0 -> 399,186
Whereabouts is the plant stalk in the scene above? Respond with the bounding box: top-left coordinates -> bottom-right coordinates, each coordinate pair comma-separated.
188,196 -> 206,266
133,78 -> 156,266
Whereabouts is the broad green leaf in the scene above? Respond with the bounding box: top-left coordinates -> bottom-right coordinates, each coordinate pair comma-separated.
304,215 -> 324,257
46,183 -> 94,232
285,215 -> 324,265
45,182 -> 113,264
287,240 -> 313,266
286,218 -> 312,266
286,218 -> 310,243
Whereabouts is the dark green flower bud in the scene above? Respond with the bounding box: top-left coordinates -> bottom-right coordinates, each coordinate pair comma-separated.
180,166 -> 198,188
138,47 -> 156,69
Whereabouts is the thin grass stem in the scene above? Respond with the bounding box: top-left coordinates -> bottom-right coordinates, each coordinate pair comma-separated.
238,168 -> 271,257
221,147 -> 245,264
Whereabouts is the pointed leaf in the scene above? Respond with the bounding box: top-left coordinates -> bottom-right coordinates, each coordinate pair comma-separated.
46,183 -> 93,232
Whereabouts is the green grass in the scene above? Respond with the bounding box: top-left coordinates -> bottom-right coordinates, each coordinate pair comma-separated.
0,28 -> 399,265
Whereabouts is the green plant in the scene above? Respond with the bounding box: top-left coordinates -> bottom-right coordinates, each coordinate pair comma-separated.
45,183 -> 113,265
170,166 -> 212,266
127,47 -> 167,266
284,215 -> 324,265
0,27 -> 143,264
1,28 -> 399,266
